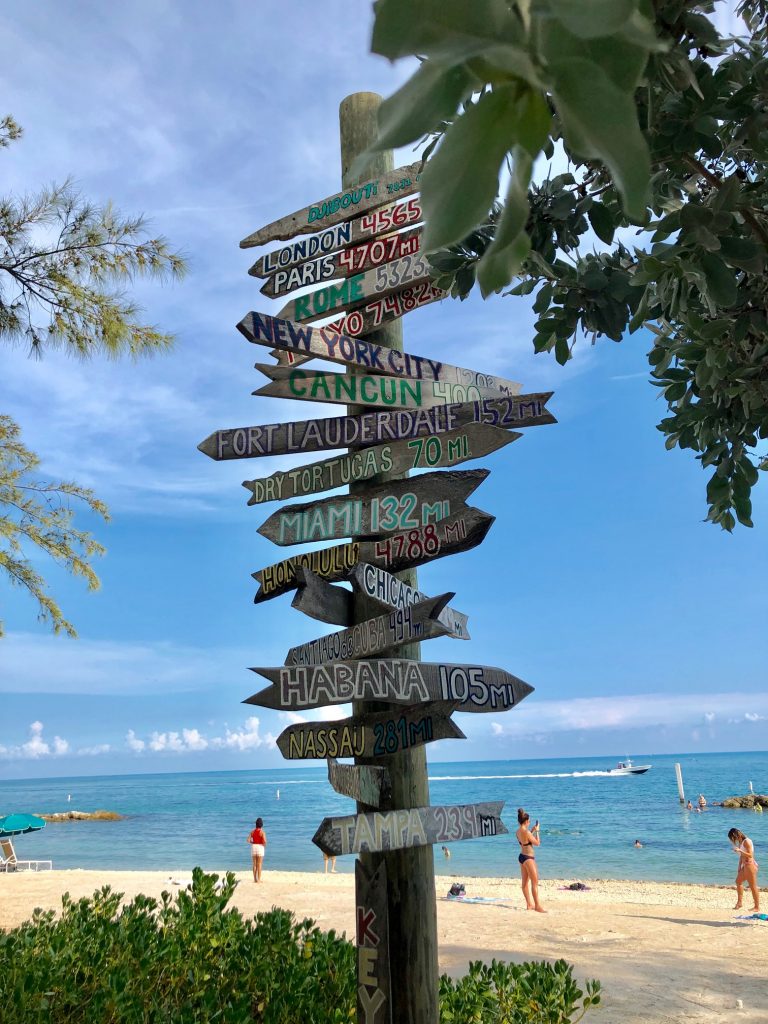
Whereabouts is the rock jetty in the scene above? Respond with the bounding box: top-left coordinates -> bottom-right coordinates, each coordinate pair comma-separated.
40,810 -> 125,822
721,793 -> 768,809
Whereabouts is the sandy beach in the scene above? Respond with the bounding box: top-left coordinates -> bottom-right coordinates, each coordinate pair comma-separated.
1,869 -> 765,1023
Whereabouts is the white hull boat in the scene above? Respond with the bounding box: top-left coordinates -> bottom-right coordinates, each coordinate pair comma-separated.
608,759 -> 651,775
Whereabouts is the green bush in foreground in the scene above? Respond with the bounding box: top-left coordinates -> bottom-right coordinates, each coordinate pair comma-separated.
0,869 -> 600,1023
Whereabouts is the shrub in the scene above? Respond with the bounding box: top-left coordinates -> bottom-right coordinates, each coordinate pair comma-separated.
0,870 -> 600,1023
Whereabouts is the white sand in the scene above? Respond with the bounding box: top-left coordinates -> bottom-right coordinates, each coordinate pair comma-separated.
1,869 -> 765,1023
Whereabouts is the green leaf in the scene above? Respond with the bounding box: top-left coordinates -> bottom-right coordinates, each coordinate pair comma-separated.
376,61 -> 476,149
700,253 -> 738,307
372,0 -> 517,60
555,335 -> 571,364
477,148 -> 533,295
587,202 -> 615,244
549,58 -> 650,220
420,85 -> 520,251
549,0 -> 638,39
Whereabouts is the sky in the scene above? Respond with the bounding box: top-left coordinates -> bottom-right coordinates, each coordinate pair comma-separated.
1,1 -> 766,780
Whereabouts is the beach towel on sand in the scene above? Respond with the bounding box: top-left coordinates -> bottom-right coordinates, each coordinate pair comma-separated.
442,894 -> 518,908
736,913 -> 768,921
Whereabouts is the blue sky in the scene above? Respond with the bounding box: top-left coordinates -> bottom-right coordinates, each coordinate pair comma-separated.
1,1 -> 765,779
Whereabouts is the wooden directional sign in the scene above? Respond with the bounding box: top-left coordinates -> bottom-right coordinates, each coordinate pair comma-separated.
254,365 -> 519,410
268,279 -> 446,361
199,396 -> 553,463
240,162 -> 423,248
275,702 -> 463,760
329,758 -> 390,808
260,228 -> 422,300
312,801 -> 508,857
283,594 -> 453,667
241,425 -> 520,506
249,195 -> 423,278
252,506 -> 495,603
356,861 -> 392,1024
349,563 -> 469,639
291,567 -> 469,639
238,314 -> 522,394
245,660 -> 534,715
258,469 -> 488,546
277,252 -> 432,325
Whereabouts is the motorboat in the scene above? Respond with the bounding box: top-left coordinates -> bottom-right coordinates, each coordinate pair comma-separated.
608,759 -> 651,775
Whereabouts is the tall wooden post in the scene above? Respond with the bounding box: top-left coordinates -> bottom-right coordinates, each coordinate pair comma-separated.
340,92 -> 440,1024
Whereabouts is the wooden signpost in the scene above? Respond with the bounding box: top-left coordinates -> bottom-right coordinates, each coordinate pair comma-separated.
241,425 -> 520,506
291,567 -> 470,639
275,701 -> 463,760
198,394 -> 554,462
240,162 -> 423,248
238,314 -> 522,394
349,563 -> 470,638
356,861 -> 391,1024
313,801 -> 508,857
254,365 -> 519,410
245,660 -> 534,714
260,228 -> 422,300
249,195 -> 423,278
329,758 -> 391,807
276,252 -> 432,325
252,506 -> 495,603
257,468 -> 488,546
283,594 -> 453,667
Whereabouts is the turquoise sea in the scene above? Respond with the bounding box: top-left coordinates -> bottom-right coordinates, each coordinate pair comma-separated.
1,751 -> 766,885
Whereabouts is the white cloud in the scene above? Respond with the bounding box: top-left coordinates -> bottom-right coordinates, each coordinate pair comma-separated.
77,743 -> 112,756
0,721 -> 70,760
125,730 -> 146,753
123,716 -> 276,755
489,691 -> 768,740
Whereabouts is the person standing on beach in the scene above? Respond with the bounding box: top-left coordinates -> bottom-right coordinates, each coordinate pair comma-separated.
516,808 -> 545,913
248,817 -> 267,883
729,827 -> 760,911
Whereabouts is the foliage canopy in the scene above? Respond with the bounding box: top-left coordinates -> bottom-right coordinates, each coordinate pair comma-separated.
1,118 -> 186,635
369,0 -> 768,530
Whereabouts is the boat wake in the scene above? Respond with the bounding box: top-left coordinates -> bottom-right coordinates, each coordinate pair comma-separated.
429,771 -> 614,781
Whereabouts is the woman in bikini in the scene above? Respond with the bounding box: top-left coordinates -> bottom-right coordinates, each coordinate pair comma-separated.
729,827 -> 760,911
516,808 -> 545,912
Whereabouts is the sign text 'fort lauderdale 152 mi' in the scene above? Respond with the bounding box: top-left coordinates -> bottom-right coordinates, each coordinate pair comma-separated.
198,102 -> 557,1024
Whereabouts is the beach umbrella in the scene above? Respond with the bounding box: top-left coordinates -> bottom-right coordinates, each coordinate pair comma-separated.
0,813 -> 46,838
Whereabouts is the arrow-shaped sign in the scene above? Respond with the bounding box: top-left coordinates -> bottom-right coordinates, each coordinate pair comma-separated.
275,701 -> 463,760
237,313 -> 522,394
245,660 -> 533,714
283,594 -> 453,668
252,506 -> 495,603
199,395 -> 554,462
312,801 -> 508,857
242,424 -> 519,506
260,228 -> 422,300
249,195 -> 424,278
349,563 -> 469,639
291,567 -> 469,639
328,758 -> 391,808
276,252 -> 432,325
257,469 -> 488,546
240,162 -> 423,248
253,365 -> 519,410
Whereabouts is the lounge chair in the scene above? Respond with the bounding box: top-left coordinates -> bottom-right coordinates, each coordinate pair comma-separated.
0,837 -> 52,871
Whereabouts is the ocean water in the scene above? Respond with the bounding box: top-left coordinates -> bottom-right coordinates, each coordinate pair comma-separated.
1,751 -> 766,885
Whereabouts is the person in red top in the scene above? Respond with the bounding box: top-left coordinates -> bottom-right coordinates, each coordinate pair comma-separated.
248,817 -> 267,882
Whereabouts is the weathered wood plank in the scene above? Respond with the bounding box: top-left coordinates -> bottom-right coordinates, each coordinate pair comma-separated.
356,860 -> 392,1024
312,802 -> 508,857
276,252 -> 432,325
329,758 -> 391,807
240,162 -> 422,248
290,567 -> 469,638
252,506 -> 495,603
199,394 -> 554,462
258,469 -> 488,546
349,563 -> 469,640
238,313 -> 521,394
245,660 -> 534,714
241,425 -> 519,506
260,228 -> 422,300
283,594 -> 453,667
276,702 -> 463,760
254,366 -> 519,410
